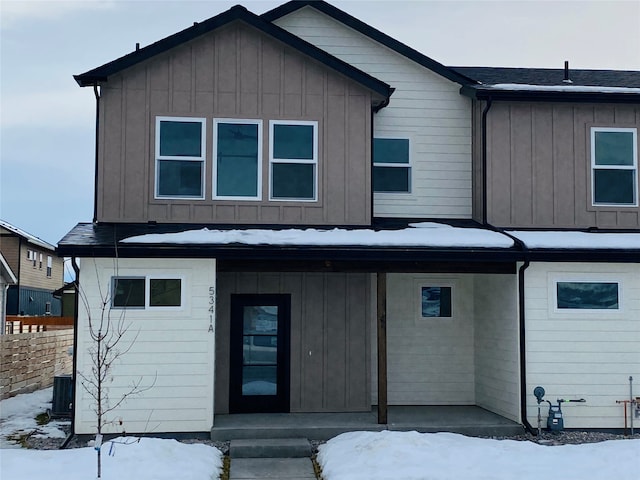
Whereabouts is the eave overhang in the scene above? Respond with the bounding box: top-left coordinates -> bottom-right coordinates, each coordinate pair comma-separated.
460,85 -> 640,104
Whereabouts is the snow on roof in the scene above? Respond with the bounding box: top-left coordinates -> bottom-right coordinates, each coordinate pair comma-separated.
489,83 -> 640,94
0,219 -> 55,251
509,230 -> 640,250
121,222 -> 515,249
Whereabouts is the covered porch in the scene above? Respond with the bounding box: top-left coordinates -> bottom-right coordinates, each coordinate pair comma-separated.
211,406 -> 524,440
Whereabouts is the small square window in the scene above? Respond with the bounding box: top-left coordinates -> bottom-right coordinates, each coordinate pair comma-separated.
556,282 -> 619,310
112,277 -> 145,308
591,128 -> 637,206
373,138 -> 411,193
149,279 -> 182,307
421,286 -> 452,317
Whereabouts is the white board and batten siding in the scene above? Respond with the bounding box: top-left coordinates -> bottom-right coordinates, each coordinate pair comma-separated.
273,7 -> 472,219
524,262 -> 640,429
372,273 -> 519,423
75,258 -> 216,435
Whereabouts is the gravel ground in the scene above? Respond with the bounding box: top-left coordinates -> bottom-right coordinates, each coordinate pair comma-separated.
19,421 -> 640,451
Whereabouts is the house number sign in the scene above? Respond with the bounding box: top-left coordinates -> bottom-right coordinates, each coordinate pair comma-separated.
208,286 -> 215,333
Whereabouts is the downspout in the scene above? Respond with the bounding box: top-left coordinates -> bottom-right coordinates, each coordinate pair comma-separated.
92,84 -> 100,224
494,229 -> 535,435
60,257 -> 80,448
481,98 -> 493,226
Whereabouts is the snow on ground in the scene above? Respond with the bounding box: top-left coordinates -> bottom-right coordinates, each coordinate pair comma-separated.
318,430 -> 640,480
2,436 -> 223,480
0,387 -> 67,448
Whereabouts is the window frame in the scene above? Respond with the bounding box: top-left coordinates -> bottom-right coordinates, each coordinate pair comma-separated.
418,283 -> 454,319
212,118 -> 263,201
590,127 -> 638,207
373,136 -> 412,194
46,256 -> 52,278
111,275 -> 184,310
268,120 -> 318,202
154,116 -> 207,200
551,275 -> 624,315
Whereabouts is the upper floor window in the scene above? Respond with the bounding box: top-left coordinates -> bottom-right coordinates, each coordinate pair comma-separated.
213,119 -> 262,200
46,256 -> 52,278
269,121 -> 318,201
373,138 -> 411,193
591,127 -> 638,206
155,117 -> 206,199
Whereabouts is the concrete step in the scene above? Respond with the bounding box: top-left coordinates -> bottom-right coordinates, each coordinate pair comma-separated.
229,438 -> 312,458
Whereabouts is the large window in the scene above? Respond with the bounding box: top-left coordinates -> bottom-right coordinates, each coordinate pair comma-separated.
373,138 -> 411,193
591,127 -> 637,206
213,119 -> 262,200
269,121 -> 318,201
112,276 -> 182,309
421,286 -> 452,318
556,281 -> 619,310
155,117 -> 206,199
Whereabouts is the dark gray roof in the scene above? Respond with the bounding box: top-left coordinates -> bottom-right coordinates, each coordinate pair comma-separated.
451,66 -> 640,88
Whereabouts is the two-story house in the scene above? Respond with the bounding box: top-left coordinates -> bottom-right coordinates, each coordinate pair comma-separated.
58,1 -> 639,438
1,220 -> 64,324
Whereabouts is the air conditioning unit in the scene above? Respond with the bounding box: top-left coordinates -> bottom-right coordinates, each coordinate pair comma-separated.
50,374 -> 73,418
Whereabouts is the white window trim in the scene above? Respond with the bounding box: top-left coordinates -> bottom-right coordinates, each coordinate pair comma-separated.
269,120 -> 318,202
212,118 -> 263,201
416,281 -> 455,320
590,127 -> 638,207
373,136 -> 412,195
154,116 -> 207,200
549,274 -> 624,315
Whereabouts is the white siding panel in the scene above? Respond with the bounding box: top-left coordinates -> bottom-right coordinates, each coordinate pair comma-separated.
474,274 -> 520,422
274,8 -> 472,219
384,274 -> 475,405
524,262 -> 640,429
75,257 -> 216,434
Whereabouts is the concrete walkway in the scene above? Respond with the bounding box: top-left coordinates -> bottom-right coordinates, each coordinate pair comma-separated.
229,457 -> 316,479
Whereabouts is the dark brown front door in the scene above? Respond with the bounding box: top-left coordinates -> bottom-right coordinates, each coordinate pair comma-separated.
229,294 -> 290,413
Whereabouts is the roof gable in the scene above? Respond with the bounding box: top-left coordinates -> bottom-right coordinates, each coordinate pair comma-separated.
262,1 -> 477,86
0,219 -> 56,251
74,4 -> 392,102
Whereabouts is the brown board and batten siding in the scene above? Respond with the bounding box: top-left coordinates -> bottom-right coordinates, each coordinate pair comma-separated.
97,22 -> 373,226
476,101 -> 640,229
215,271 -> 371,414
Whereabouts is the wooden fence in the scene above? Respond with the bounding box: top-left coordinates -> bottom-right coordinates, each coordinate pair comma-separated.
0,328 -> 74,400
5,315 -> 74,333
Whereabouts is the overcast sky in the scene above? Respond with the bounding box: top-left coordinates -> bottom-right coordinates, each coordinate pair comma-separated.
1,0 -> 639,245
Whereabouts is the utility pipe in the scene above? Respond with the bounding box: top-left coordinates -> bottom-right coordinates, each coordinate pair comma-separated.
481,98 -> 493,226
92,84 -> 100,224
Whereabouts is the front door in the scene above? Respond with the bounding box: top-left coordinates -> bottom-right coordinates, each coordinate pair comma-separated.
229,294 -> 290,413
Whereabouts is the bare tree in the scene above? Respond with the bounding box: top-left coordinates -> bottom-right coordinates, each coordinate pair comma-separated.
75,259 -> 155,479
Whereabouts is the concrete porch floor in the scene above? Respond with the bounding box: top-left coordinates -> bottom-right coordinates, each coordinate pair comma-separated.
211,406 -> 524,441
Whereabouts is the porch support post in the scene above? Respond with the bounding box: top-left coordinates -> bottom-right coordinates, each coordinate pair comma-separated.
377,272 -> 388,424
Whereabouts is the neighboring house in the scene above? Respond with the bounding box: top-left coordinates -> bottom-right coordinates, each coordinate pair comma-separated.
58,1 -> 639,436
0,252 -> 18,328
0,220 -> 64,320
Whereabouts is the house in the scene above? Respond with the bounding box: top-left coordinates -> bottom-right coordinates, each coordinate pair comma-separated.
0,220 -> 64,325
0,252 -> 18,327
58,1 -> 639,437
